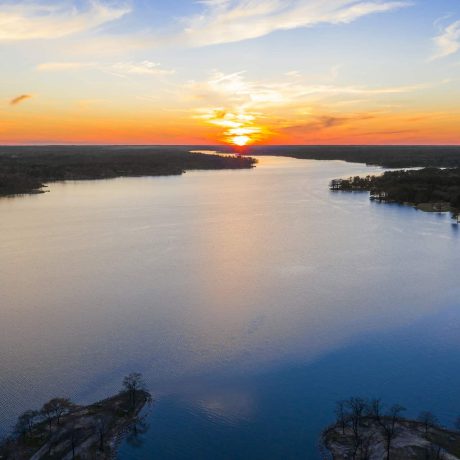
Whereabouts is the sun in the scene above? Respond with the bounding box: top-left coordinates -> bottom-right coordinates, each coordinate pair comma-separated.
232,135 -> 251,146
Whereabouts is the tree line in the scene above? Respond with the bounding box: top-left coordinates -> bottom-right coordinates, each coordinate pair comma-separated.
0,146 -> 256,196
331,168 -> 460,211
0,372 -> 151,459
323,397 -> 460,460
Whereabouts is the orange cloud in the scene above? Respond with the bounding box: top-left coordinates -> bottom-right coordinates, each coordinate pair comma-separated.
10,94 -> 32,106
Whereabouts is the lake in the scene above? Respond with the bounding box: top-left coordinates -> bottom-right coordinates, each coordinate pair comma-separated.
1,156 -> 460,459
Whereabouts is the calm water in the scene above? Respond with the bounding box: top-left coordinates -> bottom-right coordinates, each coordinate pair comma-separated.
1,156 -> 460,459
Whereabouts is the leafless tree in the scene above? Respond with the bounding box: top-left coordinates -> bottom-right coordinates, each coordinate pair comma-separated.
48,398 -> 75,425
367,399 -> 383,422
14,410 -> 39,437
418,411 -> 439,434
454,416 -> 460,431
95,415 -> 110,452
379,404 -> 406,460
122,372 -> 147,410
335,400 -> 349,435
40,401 -> 55,433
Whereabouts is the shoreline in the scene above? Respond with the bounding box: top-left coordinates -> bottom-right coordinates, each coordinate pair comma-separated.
1,388 -> 151,459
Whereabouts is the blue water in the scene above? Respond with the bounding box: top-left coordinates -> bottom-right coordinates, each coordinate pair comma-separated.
1,156 -> 459,458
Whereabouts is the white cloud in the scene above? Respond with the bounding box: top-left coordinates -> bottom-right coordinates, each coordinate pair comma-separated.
36,60 -> 175,77
36,62 -> 96,71
432,20 -> 460,59
109,61 -> 175,76
183,0 -> 413,46
0,0 -> 131,41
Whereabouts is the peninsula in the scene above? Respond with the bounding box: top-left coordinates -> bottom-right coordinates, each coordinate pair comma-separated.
323,398 -> 460,460
330,168 -> 460,217
0,146 -> 256,197
0,373 -> 151,460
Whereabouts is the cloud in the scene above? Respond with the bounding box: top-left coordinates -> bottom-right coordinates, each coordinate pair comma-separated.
108,61 -> 175,77
183,0 -> 413,46
282,114 -> 376,133
36,62 -> 96,71
432,20 -> 460,59
0,0 -> 131,41
10,94 -> 32,105
36,60 -> 174,77
186,70 -> 428,144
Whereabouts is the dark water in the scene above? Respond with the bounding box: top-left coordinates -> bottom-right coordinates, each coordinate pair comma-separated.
1,156 -> 459,459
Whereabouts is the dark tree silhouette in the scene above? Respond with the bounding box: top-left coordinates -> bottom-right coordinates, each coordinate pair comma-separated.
40,401 -> 55,433
335,400 -> 348,435
379,404 -> 406,460
95,415 -> 110,452
418,411 -> 439,434
48,398 -> 75,425
122,372 -> 147,410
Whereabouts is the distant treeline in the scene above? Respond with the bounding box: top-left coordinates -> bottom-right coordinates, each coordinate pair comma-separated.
331,168 -> 460,211
245,145 -> 460,168
0,146 -> 256,197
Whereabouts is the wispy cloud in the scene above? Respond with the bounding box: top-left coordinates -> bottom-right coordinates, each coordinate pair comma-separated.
183,0 -> 413,46
186,70 -> 429,143
36,60 -> 174,77
0,1 -> 131,41
432,19 -> 460,59
108,61 -> 175,77
10,94 -> 32,105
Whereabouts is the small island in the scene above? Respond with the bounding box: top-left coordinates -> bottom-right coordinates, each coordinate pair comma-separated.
0,373 -> 151,459
322,398 -> 460,460
330,167 -> 460,221
0,146 -> 257,197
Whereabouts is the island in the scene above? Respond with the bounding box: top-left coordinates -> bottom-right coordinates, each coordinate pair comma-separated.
322,398 -> 460,460
0,146 -> 257,197
330,167 -> 460,219
0,373 -> 151,459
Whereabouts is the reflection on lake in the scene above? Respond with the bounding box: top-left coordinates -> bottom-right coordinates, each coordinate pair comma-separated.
1,156 -> 459,459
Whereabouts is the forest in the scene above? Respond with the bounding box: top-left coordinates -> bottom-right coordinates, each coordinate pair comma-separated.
331,168 -> 460,211
0,146 -> 256,196
246,145 -> 460,168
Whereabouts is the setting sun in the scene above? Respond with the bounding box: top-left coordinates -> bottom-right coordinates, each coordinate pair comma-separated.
232,135 -> 251,146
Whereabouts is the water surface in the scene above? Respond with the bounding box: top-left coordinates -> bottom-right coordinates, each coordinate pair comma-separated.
1,156 -> 459,458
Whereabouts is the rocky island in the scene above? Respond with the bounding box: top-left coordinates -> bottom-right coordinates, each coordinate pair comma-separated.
0,373 -> 151,459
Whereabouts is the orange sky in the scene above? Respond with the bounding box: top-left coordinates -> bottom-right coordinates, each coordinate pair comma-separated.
2,1 -> 460,145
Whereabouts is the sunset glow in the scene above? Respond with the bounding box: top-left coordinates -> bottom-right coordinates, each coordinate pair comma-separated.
1,0 -> 460,145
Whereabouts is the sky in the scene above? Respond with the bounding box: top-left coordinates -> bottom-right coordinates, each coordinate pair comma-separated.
1,0 -> 460,145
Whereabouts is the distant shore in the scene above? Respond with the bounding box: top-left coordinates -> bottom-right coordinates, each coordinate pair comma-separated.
0,146 -> 256,197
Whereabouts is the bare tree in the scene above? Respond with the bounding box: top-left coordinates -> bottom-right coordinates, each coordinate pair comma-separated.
49,398 -> 74,425
95,415 -> 110,452
41,397 -> 74,430
346,398 -> 368,460
40,401 -> 55,433
454,416 -> 460,431
367,399 -> 383,422
68,424 -> 84,460
122,373 -> 147,410
418,411 -> 439,434
15,410 -> 39,437
379,404 -> 406,460
335,400 -> 349,435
